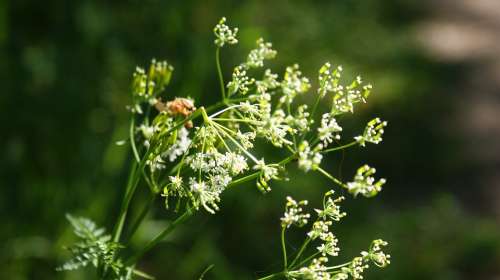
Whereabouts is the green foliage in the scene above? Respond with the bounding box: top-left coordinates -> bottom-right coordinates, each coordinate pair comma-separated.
57,215 -> 123,275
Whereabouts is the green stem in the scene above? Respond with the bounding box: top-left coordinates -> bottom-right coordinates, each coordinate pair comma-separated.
316,167 -> 345,188
215,47 -> 226,100
321,141 -> 358,154
125,192 -> 157,243
130,116 -> 140,163
291,251 -> 320,270
257,272 -> 285,280
125,208 -> 194,265
281,227 -> 288,270
288,238 -> 311,268
226,154 -> 296,189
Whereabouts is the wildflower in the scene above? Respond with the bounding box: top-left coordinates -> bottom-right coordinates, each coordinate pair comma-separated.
213,17 -> 238,47
244,38 -> 277,69
354,118 -> 387,147
227,65 -> 254,96
164,127 -> 191,162
346,257 -> 369,279
289,257 -> 330,280
139,124 -> 155,140
329,72 -> 371,116
281,197 -> 310,228
188,178 -> 221,214
147,154 -> 166,172
308,220 -> 332,240
298,141 -> 323,172
254,160 -> 280,192
148,59 -> 174,92
280,64 -> 311,104
317,233 -> 340,256
235,130 -> 256,149
315,192 -> 346,221
286,105 -> 311,134
255,109 -> 293,147
346,165 -> 386,197
364,239 -> 391,268
317,113 -> 342,145
318,62 -> 342,98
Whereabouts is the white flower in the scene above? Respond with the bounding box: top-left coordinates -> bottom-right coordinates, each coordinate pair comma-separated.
188,178 -> 221,214
366,239 -> 391,267
244,38 -> 277,69
227,65 -> 254,95
281,196 -> 310,228
280,64 -> 311,104
354,118 -> 387,147
308,220 -> 332,240
346,165 -> 386,197
317,233 -> 340,256
164,127 -> 191,162
298,141 -> 323,172
286,105 -> 311,134
347,257 -> 369,279
318,62 -> 343,98
318,113 -> 342,145
213,17 -> 238,47
147,154 -> 166,172
235,130 -> 256,149
315,192 -> 346,221
139,124 -> 155,139
253,160 -> 280,192
256,69 -> 280,94
289,257 -> 330,280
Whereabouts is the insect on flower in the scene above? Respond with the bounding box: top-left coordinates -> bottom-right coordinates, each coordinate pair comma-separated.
155,97 -> 196,128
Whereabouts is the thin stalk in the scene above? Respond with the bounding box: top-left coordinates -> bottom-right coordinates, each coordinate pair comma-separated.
130,116 -> 140,163
290,251 -> 320,270
288,238 -> 311,268
226,154 -> 296,189
257,272 -> 285,280
125,209 -> 194,265
212,122 -> 260,164
215,47 -> 226,100
208,104 -> 245,118
321,141 -> 358,154
125,192 -> 157,243
316,167 -> 345,188
281,227 -> 288,270
212,118 -> 262,125
325,262 -> 351,271
112,155 -> 147,243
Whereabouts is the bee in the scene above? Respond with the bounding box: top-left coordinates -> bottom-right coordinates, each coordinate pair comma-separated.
155,97 -> 196,128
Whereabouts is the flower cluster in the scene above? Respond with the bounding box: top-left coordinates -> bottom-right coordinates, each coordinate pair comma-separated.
298,141 -> 323,172
185,150 -> 248,213
280,64 -> 311,104
130,59 -> 174,113
355,118 -> 387,147
318,113 -> 342,145
283,191 -> 390,280
244,38 -> 277,69
213,17 -> 238,47
60,17 -> 392,280
346,165 -> 386,198
227,65 -> 254,95
281,196 -> 310,228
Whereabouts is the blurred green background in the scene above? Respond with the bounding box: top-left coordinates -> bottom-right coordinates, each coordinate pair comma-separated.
2,0 -> 500,279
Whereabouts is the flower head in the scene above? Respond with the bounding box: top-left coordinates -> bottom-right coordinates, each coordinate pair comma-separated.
346,165 -> 386,197
214,17 -> 238,47
281,196 -> 310,228
355,118 -> 387,147
244,38 -> 277,69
